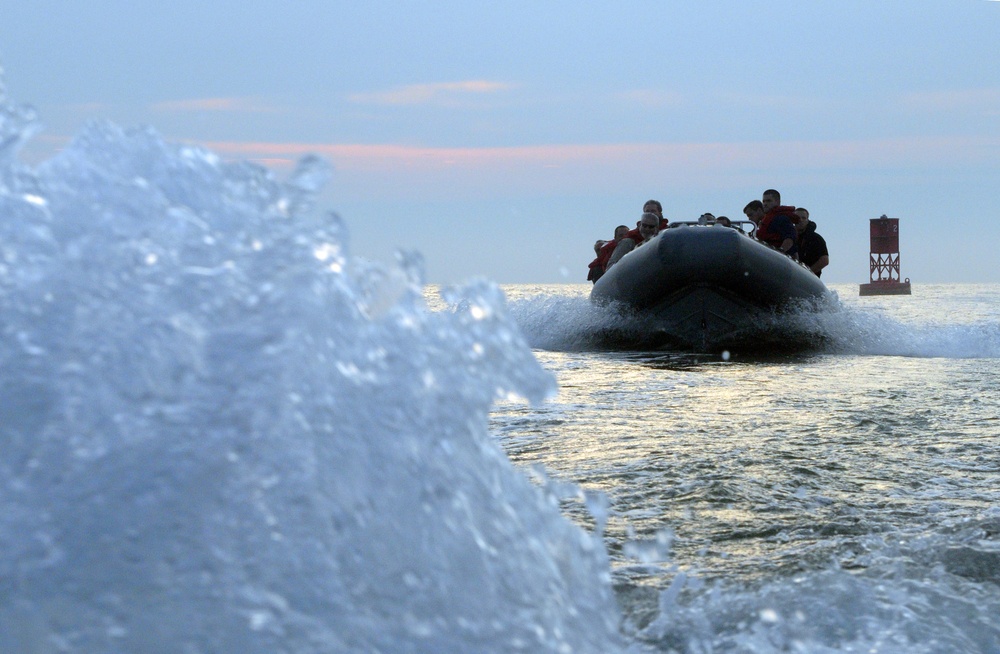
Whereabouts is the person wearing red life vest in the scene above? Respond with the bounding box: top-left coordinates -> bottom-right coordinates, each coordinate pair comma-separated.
750,189 -> 798,258
606,212 -> 660,270
618,200 -> 668,248
587,225 -> 629,283
643,199 -> 670,231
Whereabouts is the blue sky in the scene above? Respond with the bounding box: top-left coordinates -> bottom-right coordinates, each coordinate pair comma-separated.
2,1 -> 998,284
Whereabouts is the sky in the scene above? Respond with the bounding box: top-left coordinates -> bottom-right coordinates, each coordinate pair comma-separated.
1,1 -> 998,284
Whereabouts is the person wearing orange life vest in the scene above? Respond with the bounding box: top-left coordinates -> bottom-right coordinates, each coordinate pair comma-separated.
617,199 -> 668,248
587,224 -> 629,283
606,212 -> 660,269
754,189 -> 798,258
643,199 -> 669,231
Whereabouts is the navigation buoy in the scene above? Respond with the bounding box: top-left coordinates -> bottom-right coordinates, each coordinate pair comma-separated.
859,215 -> 911,296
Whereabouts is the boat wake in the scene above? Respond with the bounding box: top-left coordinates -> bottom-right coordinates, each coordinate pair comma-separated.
507,289 -> 1000,359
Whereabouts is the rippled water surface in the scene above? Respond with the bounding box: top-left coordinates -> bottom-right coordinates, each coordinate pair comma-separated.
7,68 -> 1000,649
492,283 -> 1000,651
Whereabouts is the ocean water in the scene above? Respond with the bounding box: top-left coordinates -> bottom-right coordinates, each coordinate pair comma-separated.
4,75 -> 1000,653
497,283 -> 1000,652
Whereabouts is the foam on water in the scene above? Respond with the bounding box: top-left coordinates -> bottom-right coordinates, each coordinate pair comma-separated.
632,509 -> 1000,653
0,82 -> 623,652
817,295 -> 1000,358
505,291 -> 652,352
507,288 -> 1000,359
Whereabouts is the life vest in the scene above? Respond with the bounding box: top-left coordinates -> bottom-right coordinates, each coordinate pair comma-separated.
757,206 -> 797,249
593,238 -> 619,267
624,224 -> 662,246
623,227 -> 643,244
587,238 -> 621,281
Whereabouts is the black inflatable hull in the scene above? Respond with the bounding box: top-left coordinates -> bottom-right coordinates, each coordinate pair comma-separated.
590,226 -> 830,352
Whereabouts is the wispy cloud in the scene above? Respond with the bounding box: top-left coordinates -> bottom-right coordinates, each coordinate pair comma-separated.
902,88 -> 1000,114
150,97 -> 284,114
348,80 -> 513,106
619,89 -> 685,108
200,135 -> 1000,192
716,91 -> 825,110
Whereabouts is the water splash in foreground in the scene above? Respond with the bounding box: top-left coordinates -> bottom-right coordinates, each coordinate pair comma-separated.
0,86 -> 622,652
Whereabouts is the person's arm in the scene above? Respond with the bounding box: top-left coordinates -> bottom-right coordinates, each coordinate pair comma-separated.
811,255 -> 829,275
777,216 -> 797,253
811,234 -> 829,273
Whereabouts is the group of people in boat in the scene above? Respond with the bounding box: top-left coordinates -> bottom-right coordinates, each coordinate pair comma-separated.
587,189 -> 829,283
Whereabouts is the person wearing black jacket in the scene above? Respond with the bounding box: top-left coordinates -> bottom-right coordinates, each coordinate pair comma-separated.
794,208 -> 829,277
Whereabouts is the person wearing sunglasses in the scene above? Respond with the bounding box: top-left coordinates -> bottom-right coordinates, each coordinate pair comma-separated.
606,212 -> 660,270
643,199 -> 669,231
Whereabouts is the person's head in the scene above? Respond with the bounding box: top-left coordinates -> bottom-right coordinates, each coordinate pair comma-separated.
698,213 -> 715,224
642,199 -> 663,218
716,215 -> 732,227
594,240 -> 607,255
794,208 -> 810,232
743,200 -> 765,223
762,189 -> 781,212
638,212 -> 660,240
614,224 -> 629,240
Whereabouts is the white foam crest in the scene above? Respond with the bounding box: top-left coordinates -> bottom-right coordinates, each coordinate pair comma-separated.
510,287 -> 1000,359
637,511 -> 1000,653
639,566 -> 1000,653
0,88 -> 622,652
802,295 -> 1000,358
506,292 -> 652,351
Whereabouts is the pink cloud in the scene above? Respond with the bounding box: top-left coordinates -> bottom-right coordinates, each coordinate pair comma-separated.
191,136 -> 998,201
202,136 -> 1000,173
150,97 -> 283,114
619,89 -> 685,108
348,80 -> 514,106
902,88 -> 1000,113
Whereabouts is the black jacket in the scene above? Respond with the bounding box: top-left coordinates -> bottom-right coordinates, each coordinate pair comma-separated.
798,221 -> 828,275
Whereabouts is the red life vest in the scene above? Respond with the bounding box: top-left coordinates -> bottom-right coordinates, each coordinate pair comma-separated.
624,224 -> 662,245
757,206 -> 797,248
623,227 -> 643,244
592,238 -> 619,269
587,238 -> 622,281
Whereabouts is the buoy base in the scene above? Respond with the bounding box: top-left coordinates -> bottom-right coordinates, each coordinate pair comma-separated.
859,281 -> 912,296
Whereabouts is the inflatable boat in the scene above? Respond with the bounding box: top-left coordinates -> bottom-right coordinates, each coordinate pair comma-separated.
590,222 -> 830,352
